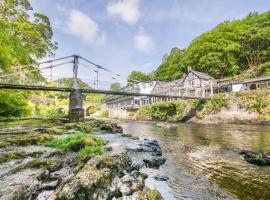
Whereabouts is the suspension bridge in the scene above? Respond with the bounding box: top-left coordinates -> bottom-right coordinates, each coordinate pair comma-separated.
0,55 -> 207,121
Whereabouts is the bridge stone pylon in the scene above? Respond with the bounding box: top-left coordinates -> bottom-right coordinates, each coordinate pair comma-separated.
69,55 -> 84,122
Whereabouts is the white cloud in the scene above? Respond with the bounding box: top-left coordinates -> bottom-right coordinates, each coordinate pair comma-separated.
107,0 -> 140,25
66,10 -> 106,45
134,28 -> 155,54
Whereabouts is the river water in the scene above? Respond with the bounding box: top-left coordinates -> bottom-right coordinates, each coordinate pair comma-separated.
120,122 -> 270,200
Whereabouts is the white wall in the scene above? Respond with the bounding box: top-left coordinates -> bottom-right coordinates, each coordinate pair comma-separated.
232,83 -> 243,92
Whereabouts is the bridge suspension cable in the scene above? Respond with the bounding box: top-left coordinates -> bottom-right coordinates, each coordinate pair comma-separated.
0,61 -> 73,78
11,55 -> 74,71
79,56 -> 120,77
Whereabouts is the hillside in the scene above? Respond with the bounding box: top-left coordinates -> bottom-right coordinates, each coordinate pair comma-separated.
152,11 -> 270,81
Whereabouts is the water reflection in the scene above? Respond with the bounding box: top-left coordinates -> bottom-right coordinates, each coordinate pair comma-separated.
121,122 -> 270,200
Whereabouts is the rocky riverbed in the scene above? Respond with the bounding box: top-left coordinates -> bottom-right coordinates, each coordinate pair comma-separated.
0,119 -> 165,200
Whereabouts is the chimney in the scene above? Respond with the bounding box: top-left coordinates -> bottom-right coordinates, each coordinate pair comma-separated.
188,66 -> 192,72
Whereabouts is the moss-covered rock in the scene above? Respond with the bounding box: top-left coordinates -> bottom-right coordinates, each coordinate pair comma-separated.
64,122 -> 93,133
0,134 -> 54,147
41,127 -> 65,135
56,154 -> 131,200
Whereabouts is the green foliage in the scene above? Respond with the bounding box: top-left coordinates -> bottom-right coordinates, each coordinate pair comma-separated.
100,110 -> 109,118
175,101 -> 185,120
64,122 -> 93,133
151,102 -> 177,121
0,0 -> 56,118
240,91 -> 269,114
137,105 -> 152,120
154,48 -> 186,81
45,133 -> 105,152
182,11 -> 270,78
48,78 -> 91,89
110,82 -> 121,91
149,189 -> 159,200
78,146 -> 104,161
137,101 -> 186,121
0,0 -> 56,73
0,90 -> 31,117
127,71 -> 151,83
197,94 -> 229,119
205,94 -> 229,113
86,106 -> 96,116
33,103 -> 66,118
86,94 -> 105,104
258,62 -> 270,77
150,11 -> 270,81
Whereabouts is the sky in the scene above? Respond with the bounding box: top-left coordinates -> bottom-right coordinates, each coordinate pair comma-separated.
29,0 -> 270,85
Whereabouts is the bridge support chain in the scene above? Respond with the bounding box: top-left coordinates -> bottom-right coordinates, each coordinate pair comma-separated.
69,89 -> 84,122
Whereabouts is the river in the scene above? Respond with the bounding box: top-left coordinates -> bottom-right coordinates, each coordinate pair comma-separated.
120,121 -> 270,200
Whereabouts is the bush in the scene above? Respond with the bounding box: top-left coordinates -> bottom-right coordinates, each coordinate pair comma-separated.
33,103 -> 66,119
86,107 -> 96,116
0,90 -> 31,117
100,110 -> 109,118
175,101 -> 185,120
137,101 -> 187,121
204,94 -> 229,114
240,91 -> 269,114
150,102 -> 177,121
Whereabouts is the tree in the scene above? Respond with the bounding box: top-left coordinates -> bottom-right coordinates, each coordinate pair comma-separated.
154,48 -> 186,81
182,11 -> 270,78
110,82 -> 121,91
0,0 -> 56,117
127,71 -> 151,83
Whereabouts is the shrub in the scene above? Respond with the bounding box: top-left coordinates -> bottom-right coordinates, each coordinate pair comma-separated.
150,102 -> 177,121
0,90 -> 31,117
86,107 -> 97,116
100,110 -> 109,118
240,91 -> 269,114
204,94 -> 229,114
175,101 -> 185,120
137,102 -> 186,121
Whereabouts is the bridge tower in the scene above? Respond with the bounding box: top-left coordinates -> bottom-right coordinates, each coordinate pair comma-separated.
69,55 -> 85,122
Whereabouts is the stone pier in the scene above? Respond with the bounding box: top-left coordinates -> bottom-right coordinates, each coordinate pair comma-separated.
69,90 -> 84,122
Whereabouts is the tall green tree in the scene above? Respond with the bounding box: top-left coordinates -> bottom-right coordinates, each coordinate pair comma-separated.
110,82 -> 121,91
0,0 -> 57,117
154,48 -> 185,81
127,71 -> 151,83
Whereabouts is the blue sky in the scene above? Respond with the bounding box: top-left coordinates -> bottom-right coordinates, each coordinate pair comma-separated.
30,0 -> 270,84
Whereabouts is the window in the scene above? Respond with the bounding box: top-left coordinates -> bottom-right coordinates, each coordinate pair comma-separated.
267,81 -> 270,88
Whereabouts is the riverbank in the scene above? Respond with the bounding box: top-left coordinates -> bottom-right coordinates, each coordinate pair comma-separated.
0,119 -> 166,200
103,90 -> 270,126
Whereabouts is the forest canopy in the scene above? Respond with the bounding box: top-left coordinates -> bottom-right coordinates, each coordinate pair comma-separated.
0,0 -> 56,117
133,11 -> 270,81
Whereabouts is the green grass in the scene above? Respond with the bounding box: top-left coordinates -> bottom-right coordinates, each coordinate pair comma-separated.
78,146 -> 104,161
45,133 -> 105,157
